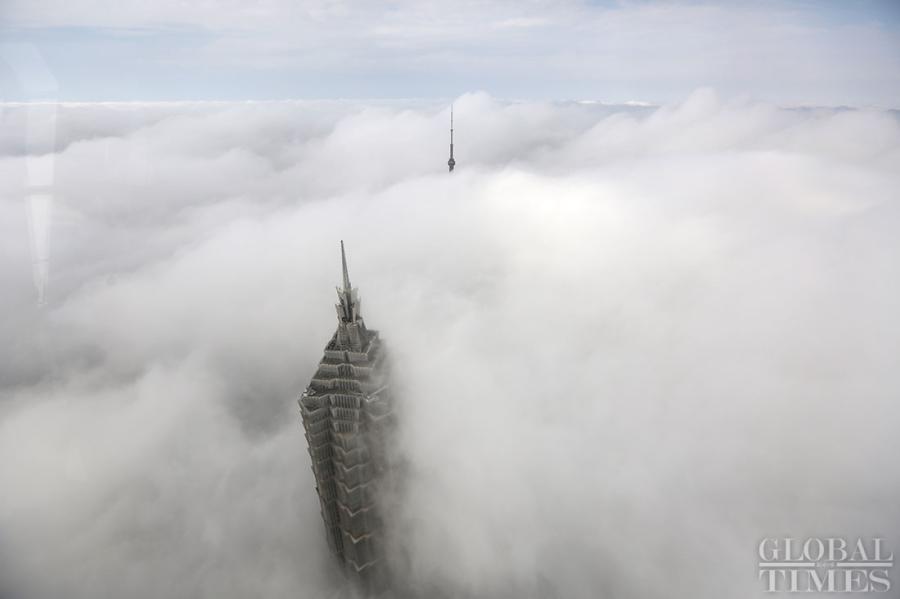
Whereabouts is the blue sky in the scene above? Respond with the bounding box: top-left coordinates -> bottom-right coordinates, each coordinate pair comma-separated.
1,0 -> 899,105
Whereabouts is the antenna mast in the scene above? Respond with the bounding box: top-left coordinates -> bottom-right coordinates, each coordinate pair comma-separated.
448,105 -> 456,173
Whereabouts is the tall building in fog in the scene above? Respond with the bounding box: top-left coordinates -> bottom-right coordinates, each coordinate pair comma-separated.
299,242 -> 393,591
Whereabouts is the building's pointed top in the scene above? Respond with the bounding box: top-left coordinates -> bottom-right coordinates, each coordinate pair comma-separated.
340,240 -> 352,291
448,104 -> 456,173
335,241 -> 364,332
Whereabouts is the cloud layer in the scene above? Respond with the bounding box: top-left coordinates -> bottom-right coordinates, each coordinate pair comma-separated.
1,92 -> 899,598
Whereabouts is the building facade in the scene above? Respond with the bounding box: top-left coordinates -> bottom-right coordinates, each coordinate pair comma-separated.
299,242 -> 393,591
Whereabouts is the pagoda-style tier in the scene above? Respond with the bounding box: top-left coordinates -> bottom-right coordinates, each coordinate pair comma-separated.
298,242 -> 394,593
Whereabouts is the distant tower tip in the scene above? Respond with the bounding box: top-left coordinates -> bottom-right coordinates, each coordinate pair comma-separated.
448,105 -> 456,173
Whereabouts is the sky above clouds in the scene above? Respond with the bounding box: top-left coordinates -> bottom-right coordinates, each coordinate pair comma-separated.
1,93 -> 899,597
1,0 -> 899,104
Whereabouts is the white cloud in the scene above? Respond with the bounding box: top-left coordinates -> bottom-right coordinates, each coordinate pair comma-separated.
0,91 -> 899,597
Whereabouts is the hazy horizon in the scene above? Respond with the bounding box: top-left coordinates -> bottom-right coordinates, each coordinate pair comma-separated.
3,1 -> 900,105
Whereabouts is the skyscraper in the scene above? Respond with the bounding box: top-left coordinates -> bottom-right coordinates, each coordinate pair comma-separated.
298,241 -> 393,591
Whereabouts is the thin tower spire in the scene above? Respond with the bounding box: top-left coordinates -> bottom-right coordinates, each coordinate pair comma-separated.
340,239 -> 351,291
448,105 -> 456,173
336,240 -> 360,325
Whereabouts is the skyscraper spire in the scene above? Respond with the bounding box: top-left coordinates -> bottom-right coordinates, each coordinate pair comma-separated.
448,105 -> 456,173
341,239 -> 351,291
336,240 -> 360,326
